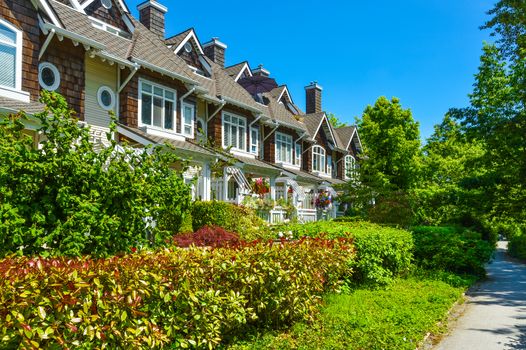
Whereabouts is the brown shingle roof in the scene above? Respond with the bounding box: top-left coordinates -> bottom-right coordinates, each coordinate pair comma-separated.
302,112 -> 325,137
224,61 -> 249,79
165,28 -> 192,47
262,92 -> 308,133
0,97 -> 45,115
117,124 -> 216,157
334,126 -> 356,150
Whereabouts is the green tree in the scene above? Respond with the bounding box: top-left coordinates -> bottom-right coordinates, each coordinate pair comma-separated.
327,113 -> 348,128
0,91 -> 193,257
344,97 -> 421,225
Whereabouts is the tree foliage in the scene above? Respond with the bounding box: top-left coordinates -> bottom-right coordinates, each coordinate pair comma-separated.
326,113 -> 348,128
0,91 -> 193,257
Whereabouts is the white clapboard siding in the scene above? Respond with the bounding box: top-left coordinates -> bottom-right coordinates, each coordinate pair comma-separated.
84,56 -> 117,128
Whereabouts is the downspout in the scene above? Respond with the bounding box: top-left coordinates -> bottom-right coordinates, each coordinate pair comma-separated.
39,28 -> 55,60
118,63 -> 140,93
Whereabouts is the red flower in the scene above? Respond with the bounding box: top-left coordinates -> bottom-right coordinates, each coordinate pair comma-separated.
131,247 -> 137,253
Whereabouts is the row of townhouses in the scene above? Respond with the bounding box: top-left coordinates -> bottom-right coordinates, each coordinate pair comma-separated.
0,0 -> 362,223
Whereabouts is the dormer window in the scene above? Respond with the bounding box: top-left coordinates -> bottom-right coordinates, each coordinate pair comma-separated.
312,146 -> 326,173
0,19 -> 28,102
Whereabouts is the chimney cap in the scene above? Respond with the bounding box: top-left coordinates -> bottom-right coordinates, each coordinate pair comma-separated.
203,37 -> 227,49
305,81 -> 323,91
252,64 -> 270,76
137,0 -> 168,13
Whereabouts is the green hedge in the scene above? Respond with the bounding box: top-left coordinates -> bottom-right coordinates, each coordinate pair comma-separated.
271,221 -> 414,286
0,239 -> 353,349
411,226 -> 494,276
191,201 -> 268,240
508,228 -> 526,260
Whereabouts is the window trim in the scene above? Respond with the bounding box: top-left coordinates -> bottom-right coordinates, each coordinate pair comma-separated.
181,102 -> 195,138
275,131 -> 293,164
97,86 -> 116,111
327,154 -> 333,176
0,19 -> 28,102
222,111 -> 247,152
138,78 -> 178,133
312,145 -> 326,173
344,155 -> 356,180
38,62 -> 61,91
294,142 -> 302,166
250,126 -> 259,155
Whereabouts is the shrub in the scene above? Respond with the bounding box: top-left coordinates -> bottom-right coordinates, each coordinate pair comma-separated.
0,239 -> 354,349
0,91 -> 192,258
172,226 -> 240,248
271,221 -> 414,285
191,201 -> 268,240
411,226 -> 494,276
508,229 -> 526,260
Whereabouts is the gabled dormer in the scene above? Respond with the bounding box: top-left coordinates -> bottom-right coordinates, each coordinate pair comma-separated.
225,61 -> 252,82
270,85 -> 301,115
165,28 -> 211,77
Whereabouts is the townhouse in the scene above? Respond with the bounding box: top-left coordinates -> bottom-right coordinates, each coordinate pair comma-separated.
0,0 -> 362,223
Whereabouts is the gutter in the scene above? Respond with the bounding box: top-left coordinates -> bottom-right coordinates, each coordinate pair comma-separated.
40,22 -> 105,51
131,57 -> 199,86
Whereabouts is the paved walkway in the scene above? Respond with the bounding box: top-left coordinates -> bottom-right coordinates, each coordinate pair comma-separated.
435,241 -> 526,350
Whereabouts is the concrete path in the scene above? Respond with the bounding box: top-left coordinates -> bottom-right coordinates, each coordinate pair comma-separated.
435,241 -> 526,350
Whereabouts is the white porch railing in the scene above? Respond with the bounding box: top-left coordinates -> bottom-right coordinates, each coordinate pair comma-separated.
297,209 -> 317,223
257,208 -> 287,225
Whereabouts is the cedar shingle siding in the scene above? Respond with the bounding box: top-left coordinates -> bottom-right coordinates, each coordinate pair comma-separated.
1,0 -> 40,101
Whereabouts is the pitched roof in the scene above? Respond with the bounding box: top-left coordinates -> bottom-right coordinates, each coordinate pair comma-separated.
0,97 -> 45,115
233,154 -> 281,174
334,126 -> 356,150
262,92 -> 308,133
47,1 -> 197,84
224,61 -> 251,81
302,112 -> 325,137
165,28 -> 192,47
117,124 -> 216,157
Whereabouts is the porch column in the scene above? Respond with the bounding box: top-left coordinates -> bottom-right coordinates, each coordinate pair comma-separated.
202,162 -> 211,201
223,170 -> 229,202
270,176 -> 276,200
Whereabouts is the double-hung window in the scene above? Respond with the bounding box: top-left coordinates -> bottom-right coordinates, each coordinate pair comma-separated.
223,112 -> 246,151
0,19 -> 25,101
294,143 -> 302,166
275,132 -> 293,164
250,127 -> 259,155
139,80 -> 176,131
182,103 -> 194,137
345,155 -> 356,179
312,146 -> 326,173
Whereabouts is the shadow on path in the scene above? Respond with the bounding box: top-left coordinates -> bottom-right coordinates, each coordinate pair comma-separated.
435,242 -> 526,350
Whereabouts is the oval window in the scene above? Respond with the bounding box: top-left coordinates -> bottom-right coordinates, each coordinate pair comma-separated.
101,0 -> 112,10
38,63 -> 60,91
97,86 -> 115,111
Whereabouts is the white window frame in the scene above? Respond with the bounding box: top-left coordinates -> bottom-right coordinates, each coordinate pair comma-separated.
294,142 -> 302,166
222,111 -> 247,152
275,132 -> 293,164
312,145 -> 326,173
138,78 -> 177,132
181,102 -> 195,138
97,85 -> 116,111
327,154 -> 333,176
38,62 -> 61,91
250,126 -> 259,155
345,155 -> 356,180
0,19 -> 28,102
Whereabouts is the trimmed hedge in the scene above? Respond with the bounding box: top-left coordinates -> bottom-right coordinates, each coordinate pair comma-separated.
508,228 -> 526,261
411,226 -> 494,276
0,238 -> 353,349
191,201 -> 269,241
271,221 -> 414,285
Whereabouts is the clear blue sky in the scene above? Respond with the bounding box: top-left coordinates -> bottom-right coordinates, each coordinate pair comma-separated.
129,0 -> 495,141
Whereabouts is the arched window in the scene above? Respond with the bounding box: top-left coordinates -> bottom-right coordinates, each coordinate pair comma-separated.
312,146 -> 326,173
344,155 -> 356,180
0,19 -> 26,101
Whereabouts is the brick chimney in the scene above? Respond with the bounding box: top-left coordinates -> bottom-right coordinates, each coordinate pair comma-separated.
138,0 -> 168,39
252,64 -> 270,77
305,81 -> 323,114
203,38 -> 227,67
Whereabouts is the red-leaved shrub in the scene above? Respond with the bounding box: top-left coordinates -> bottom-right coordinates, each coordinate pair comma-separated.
173,225 -> 240,248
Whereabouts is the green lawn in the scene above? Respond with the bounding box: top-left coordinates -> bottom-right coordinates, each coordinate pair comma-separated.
227,275 -> 469,350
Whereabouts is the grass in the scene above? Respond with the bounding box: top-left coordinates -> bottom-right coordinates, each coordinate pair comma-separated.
227,273 -> 472,350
